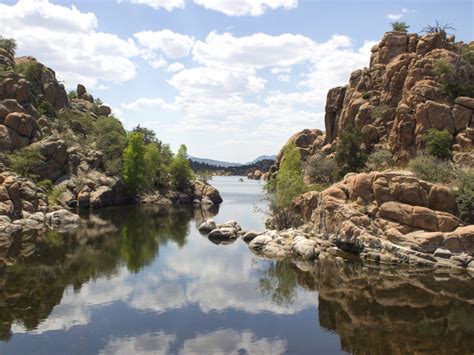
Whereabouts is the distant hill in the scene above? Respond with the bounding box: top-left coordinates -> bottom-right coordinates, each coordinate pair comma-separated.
189,154 -> 276,168
247,155 -> 276,165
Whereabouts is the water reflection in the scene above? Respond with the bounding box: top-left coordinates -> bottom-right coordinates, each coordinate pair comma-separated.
0,177 -> 472,354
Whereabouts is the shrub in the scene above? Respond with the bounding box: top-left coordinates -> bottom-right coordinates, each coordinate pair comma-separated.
366,149 -> 394,171
0,36 -> 17,56
391,22 -> 409,32
425,128 -> 452,159
304,153 -> 338,184
15,61 -> 42,83
421,20 -> 455,36
435,47 -> 474,98
58,110 -> 94,137
36,179 -> 53,193
68,91 -> 77,99
123,131 -> 146,193
408,155 -> 455,183
38,101 -> 55,117
455,169 -> 474,224
9,146 -> 45,179
433,59 -> 452,76
48,184 -> 68,206
335,126 -> 367,177
362,92 -> 371,100
169,144 -> 194,191
371,104 -> 390,120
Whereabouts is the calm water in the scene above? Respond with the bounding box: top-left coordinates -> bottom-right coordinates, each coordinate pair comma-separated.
0,176 -> 473,354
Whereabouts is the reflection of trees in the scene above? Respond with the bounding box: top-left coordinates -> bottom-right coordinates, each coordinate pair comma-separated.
0,204 -> 194,340
256,260 -> 300,306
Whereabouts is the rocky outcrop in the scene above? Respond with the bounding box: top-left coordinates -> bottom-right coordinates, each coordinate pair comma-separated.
247,169 -> 263,180
199,219 -> 242,244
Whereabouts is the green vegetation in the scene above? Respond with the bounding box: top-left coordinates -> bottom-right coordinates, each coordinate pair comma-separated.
36,179 -> 53,193
123,131 -> 146,194
425,128 -> 452,160
68,90 -> 77,99
93,116 -> 128,174
48,184 -> 68,206
15,60 -> 43,83
335,126 -> 367,177
391,21 -> 409,32
366,149 -> 394,171
8,146 -> 45,180
408,155 -> 455,183
0,36 -> 17,55
38,101 -> 55,117
432,44 -> 474,98
169,144 -> 194,191
455,169 -> 474,224
304,152 -> 338,185
371,104 -> 390,120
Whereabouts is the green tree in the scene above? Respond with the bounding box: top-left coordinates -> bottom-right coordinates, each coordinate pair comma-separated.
143,143 -> 162,190
0,36 -> 17,55
269,143 -> 306,208
456,169 -> 474,224
9,146 -> 45,180
335,126 -> 367,176
169,144 -> 194,190
123,132 -> 146,193
94,116 -> 128,174
425,128 -> 452,160
391,21 -> 410,32
408,155 -> 455,183
133,125 -> 158,145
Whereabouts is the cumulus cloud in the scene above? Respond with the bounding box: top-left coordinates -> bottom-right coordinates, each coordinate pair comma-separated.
122,97 -> 178,111
167,62 -> 185,72
192,0 -> 297,16
134,30 -> 195,58
125,0 -> 185,11
192,32 -> 315,69
168,67 -> 266,98
0,0 -> 139,88
101,332 -> 177,355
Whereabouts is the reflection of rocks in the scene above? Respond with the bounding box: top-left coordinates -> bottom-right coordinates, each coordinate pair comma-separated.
310,258 -> 474,354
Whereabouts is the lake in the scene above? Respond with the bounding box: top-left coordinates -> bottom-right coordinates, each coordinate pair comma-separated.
0,176 -> 473,354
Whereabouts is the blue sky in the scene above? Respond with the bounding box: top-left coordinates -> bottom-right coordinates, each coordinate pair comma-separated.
1,0 -> 472,162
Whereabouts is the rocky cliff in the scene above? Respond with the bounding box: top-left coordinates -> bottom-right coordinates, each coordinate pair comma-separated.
269,31 -> 474,176
0,46 -> 221,235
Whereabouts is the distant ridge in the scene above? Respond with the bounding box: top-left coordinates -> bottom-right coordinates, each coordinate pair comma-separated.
189,154 -> 276,168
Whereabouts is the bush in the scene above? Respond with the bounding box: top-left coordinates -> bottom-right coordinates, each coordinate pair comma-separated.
433,59 -> 452,76
169,144 -> 194,191
48,184 -> 68,206
15,61 -> 43,83
391,22 -> 409,32
304,153 -> 338,184
435,47 -> 474,98
455,169 -> 474,224
68,91 -> 77,99
425,128 -> 452,159
9,146 -> 45,180
371,104 -> 390,120
335,126 -> 367,177
58,110 -> 94,137
37,179 -> 53,193
38,101 -> 55,117
366,149 -> 394,171
123,131 -> 146,193
408,155 -> 455,183
0,36 -> 17,55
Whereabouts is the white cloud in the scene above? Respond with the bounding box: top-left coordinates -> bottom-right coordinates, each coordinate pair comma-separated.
167,62 -> 185,72
193,0 -> 297,16
151,58 -> 168,69
179,329 -> 286,355
387,13 -> 403,21
271,67 -> 292,75
193,32 -> 315,69
0,0 -> 139,88
134,30 -> 195,58
277,74 -> 290,82
122,97 -> 178,111
168,67 -> 266,98
126,0 -> 184,11
101,332 -> 177,355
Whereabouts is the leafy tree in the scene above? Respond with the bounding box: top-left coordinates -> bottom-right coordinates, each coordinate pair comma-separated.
123,132 -> 146,193
94,116 -> 128,174
391,21 -> 409,32
15,61 -> 43,83
38,101 -> 55,117
335,126 -> 367,176
169,144 -> 194,191
425,128 -> 452,160
143,143 -> 162,190
9,146 -> 45,179
268,143 -> 306,208
133,125 -> 158,145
